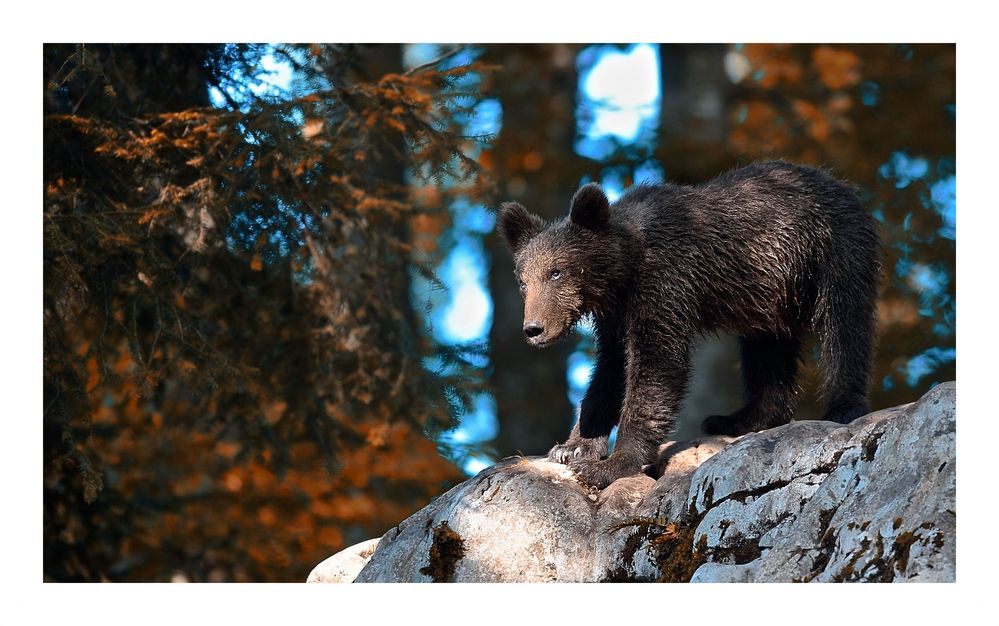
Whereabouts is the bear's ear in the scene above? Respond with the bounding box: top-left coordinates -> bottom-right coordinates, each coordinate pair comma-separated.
569,183 -> 610,231
498,202 -> 544,253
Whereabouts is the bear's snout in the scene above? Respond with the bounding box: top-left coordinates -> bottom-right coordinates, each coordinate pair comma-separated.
523,322 -> 544,339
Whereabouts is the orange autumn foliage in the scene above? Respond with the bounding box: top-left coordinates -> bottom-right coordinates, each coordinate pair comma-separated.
44,44 -> 486,582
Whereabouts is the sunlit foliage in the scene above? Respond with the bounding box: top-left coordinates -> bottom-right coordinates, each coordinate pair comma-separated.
44,44 -> 491,581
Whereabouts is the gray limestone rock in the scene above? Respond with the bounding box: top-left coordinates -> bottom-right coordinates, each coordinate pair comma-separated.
308,382 -> 955,583
306,538 -> 380,583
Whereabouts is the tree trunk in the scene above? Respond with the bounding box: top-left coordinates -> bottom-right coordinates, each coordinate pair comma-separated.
482,44 -> 584,457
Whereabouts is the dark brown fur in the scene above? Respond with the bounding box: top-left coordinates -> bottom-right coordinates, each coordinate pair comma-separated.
498,161 -> 880,489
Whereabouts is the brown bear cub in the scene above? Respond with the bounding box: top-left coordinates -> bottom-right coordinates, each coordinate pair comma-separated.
498,161 -> 880,489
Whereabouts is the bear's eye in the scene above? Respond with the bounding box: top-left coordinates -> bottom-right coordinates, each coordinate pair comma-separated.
550,269 -> 561,280
518,279 -> 527,292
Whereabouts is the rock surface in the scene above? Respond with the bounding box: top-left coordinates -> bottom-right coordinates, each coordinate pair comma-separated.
307,538 -> 380,583
308,382 -> 955,583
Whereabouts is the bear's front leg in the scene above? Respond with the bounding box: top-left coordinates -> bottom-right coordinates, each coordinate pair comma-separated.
549,319 -> 625,465
570,322 -> 690,489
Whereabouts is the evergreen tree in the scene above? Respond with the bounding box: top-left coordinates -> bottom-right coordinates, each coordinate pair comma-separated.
44,43 -> 489,581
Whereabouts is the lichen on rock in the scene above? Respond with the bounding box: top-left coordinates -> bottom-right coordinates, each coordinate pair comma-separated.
419,522 -> 466,582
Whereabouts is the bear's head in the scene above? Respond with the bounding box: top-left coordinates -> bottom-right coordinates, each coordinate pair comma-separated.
497,183 -> 623,347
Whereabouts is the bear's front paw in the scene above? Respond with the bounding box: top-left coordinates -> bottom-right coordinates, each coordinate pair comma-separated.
548,438 -> 606,464
568,454 -> 642,490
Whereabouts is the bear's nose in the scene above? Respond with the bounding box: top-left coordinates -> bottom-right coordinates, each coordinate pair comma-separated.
523,322 -> 544,338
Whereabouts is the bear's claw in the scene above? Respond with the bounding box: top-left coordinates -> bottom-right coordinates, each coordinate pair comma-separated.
547,439 -> 604,464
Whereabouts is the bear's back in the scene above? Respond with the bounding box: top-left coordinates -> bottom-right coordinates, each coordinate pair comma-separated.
610,161 -> 864,252
606,161 -> 872,334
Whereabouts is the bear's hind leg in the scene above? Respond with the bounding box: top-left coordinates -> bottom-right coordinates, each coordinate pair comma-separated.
816,269 -> 877,425
702,334 -> 800,436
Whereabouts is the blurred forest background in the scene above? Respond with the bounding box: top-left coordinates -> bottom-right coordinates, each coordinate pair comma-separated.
43,43 -> 955,582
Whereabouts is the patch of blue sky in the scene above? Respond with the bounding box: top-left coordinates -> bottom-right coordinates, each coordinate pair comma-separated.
253,52 -> 294,96
933,321 -> 953,337
564,320 -> 596,407
567,350 -> 596,407
440,393 -> 499,445
439,391 -> 500,476
904,347 -> 955,387
208,44 -> 294,111
208,87 -> 228,109
904,261 -> 952,319
579,161 -> 664,205
433,235 -> 493,345
421,354 -> 446,373
451,198 -> 496,234
595,169 -> 626,202
404,44 -> 440,69
462,98 -> 502,142
576,136 -> 617,162
428,110 -> 500,347
462,456 -> 493,476
908,262 -> 948,295
576,314 -> 597,336
634,160 -> 666,185
903,260 -> 954,338
929,175 -> 956,240
441,47 -> 477,71
878,151 -> 930,189
575,44 -> 661,161
405,44 -> 481,91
